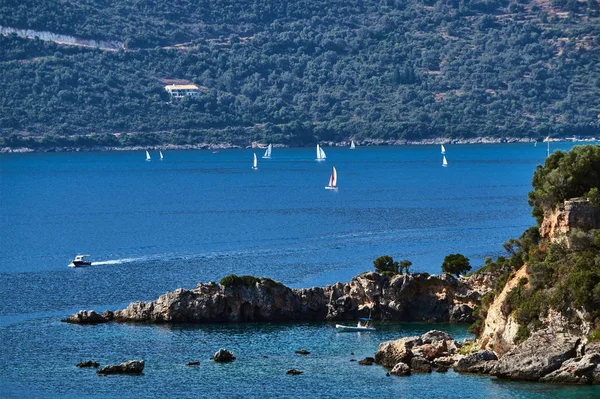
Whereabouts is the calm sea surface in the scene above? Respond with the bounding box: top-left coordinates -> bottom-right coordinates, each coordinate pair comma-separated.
1,143 -> 598,398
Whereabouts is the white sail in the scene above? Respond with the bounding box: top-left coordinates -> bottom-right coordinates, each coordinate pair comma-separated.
252,153 -> 258,169
441,144 -> 446,154
159,151 -> 163,160
350,140 -> 356,149
316,144 -> 326,160
145,150 -> 151,161
325,166 -> 338,190
262,144 -> 272,159
442,155 -> 448,167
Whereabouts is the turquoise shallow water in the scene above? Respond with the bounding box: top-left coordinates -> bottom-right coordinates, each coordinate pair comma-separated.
1,143 -> 599,397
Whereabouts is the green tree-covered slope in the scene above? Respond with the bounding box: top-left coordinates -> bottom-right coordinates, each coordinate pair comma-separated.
0,0 -> 599,148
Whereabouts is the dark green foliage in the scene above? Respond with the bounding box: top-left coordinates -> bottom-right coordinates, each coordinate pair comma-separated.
0,1 -> 599,146
399,260 -> 412,274
441,254 -> 471,277
528,145 -> 600,224
514,324 -> 531,344
373,256 -> 399,275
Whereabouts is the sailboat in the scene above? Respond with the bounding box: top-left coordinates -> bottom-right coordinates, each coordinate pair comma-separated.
350,140 -> 356,150
262,144 -> 272,159
159,150 -> 164,160
145,150 -> 151,161
316,144 -> 326,161
442,156 -> 448,167
325,166 -> 338,190
252,153 -> 258,170
546,137 -> 550,158
441,144 -> 446,154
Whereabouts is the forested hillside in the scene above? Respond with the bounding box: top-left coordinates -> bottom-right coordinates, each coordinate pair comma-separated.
1,0 -> 599,148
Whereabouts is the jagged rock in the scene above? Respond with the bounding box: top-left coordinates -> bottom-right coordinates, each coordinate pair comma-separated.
540,198 -> 599,241
449,304 -> 474,323
412,342 -> 448,361
358,357 -> 375,366
61,310 -> 108,325
454,350 -> 498,374
211,349 -> 235,362
96,360 -> 144,375
436,365 -> 449,373
585,343 -> 600,355
286,369 -> 303,375
76,360 -> 99,368
434,356 -> 458,368
409,356 -> 432,373
185,361 -> 200,366
420,330 -> 452,344
374,336 -> 421,368
390,362 -> 411,376
295,349 -> 310,355
490,332 -> 580,381
540,354 -> 600,384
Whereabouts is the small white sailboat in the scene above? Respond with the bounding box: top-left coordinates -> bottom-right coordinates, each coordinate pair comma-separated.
546,136 -> 550,158
350,140 -> 356,150
325,166 -> 338,190
145,150 -> 151,161
442,155 -> 448,167
336,318 -> 376,332
159,150 -> 164,160
252,153 -> 258,169
262,144 -> 272,159
441,144 -> 446,154
316,144 -> 326,161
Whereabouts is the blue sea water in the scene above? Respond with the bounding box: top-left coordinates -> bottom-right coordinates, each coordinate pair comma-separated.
1,142 -> 599,398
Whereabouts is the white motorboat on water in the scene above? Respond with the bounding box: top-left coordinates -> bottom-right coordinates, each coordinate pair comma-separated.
68,254 -> 92,267
336,318 -> 376,332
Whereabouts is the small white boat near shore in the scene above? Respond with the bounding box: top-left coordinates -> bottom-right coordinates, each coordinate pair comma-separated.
336,318 -> 375,332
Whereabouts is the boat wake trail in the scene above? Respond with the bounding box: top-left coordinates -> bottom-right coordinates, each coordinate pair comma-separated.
91,257 -> 146,266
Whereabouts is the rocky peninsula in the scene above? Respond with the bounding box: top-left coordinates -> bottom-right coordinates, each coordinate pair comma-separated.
63,271 -> 492,325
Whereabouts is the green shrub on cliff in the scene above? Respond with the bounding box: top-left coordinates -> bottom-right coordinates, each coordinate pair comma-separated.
373,256 -> 399,276
528,145 -> 600,225
441,254 -> 471,277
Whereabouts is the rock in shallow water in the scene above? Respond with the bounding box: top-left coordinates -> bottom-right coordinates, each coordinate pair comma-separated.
76,360 -> 99,368
286,369 -> 303,375
61,310 -> 109,325
211,349 -> 235,362
358,357 -> 375,366
454,350 -> 498,374
390,362 -> 411,376
540,354 -> 600,384
490,332 -> 579,381
295,349 -> 310,355
96,360 -> 144,375
185,361 -> 200,366
374,336 -> 422,368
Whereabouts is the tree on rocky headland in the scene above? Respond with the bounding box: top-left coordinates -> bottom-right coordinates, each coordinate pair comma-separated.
441,254 -> 471,277
373,255 -> 399,275
528,145 -> 600,224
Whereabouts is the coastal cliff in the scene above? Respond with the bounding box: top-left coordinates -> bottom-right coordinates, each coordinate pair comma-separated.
63,272 -> 489,324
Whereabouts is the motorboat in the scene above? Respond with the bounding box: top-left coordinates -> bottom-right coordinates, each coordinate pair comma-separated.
69,254 -> 92,267
335,318 -> 376,332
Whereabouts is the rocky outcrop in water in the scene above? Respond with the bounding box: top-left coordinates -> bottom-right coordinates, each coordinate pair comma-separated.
63,272 -> 487,324
211,349 -> 235,362
76,360 -> 99,368
96,360 -> 144,375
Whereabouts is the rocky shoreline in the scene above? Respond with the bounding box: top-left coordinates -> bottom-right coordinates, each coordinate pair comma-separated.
2,136 -> 591,154
62,271 -> 490,325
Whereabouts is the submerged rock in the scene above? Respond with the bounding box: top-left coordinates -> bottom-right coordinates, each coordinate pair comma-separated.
295,349 -> 310,355
286,369 -> 303,375
61,310 -> 109,325
409,356 -> 432,373
211,349 -> 235,363
76,360 -> 99,368
358,357 -> 375,366
185,361 -> 200,366
96,360 -> 144,375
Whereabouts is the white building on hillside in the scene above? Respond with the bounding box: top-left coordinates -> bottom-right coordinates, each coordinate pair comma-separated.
165,84 -> 200,99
